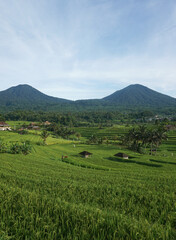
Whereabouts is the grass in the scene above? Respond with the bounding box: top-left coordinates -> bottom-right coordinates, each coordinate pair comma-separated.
0,125 -> 176,239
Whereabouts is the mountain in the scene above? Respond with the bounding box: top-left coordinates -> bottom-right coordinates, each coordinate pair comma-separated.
0,84 -> 72,111
0,83 -> 176,112
103,84 -> 176,108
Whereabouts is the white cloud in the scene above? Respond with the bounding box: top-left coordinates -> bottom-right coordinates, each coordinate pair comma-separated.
0,0 -> 176,99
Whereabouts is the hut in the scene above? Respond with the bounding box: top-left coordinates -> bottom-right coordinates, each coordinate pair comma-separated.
114,152 -> 129,159
79,151 -> 92,158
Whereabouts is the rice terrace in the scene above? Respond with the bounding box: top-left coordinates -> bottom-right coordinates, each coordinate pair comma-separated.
1,1 -> 176,239
0,114 -> 176,239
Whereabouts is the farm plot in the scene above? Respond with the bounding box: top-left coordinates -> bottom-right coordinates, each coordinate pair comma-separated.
0,128 -> 176,239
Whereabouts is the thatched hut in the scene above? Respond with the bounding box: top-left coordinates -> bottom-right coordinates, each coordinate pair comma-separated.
79,151 -> 92,158
114,152 -> 129,159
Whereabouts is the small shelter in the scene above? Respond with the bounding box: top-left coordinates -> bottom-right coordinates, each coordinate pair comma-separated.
79,151 -> 92,158
114,152 -> 129,159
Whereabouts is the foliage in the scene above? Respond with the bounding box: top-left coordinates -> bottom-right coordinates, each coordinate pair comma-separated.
0,138 -> 32,155
75,132 -> 81,140
40,130 -> 49,144
18,129 -> 28,135
121,125 -> 168,154
87,135 -> 109,145
9,141 -> 32,154
0,138 -> 7,153
88,135 -> 99,144
55,127 -> 75,139
20,141 -> 32,155
9,142 -> 22,154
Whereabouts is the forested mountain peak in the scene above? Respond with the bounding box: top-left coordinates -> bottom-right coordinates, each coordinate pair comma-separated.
103,84 -> 176,107
0,84 -> 70,101
0,84 -> 71,107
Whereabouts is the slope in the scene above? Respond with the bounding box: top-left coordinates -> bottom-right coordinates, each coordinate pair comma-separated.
103,84 -> 176,107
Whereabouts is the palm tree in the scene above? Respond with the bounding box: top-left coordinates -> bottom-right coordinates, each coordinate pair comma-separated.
147,127 -> 167,155
41,130 -> 49,145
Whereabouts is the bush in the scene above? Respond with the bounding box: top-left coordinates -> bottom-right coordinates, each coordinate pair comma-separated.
9,141 -> 32,155
18,130 -> 28,135
9,142 -> 22,154
20,141 -> 32,155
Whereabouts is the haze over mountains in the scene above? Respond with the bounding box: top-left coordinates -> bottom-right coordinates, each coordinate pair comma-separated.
0,84 -> 176,112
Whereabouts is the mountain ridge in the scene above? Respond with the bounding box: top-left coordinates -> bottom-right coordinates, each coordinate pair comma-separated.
0,84 -> 176,112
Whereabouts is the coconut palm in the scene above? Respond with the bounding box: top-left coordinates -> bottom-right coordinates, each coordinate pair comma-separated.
41,130 -> 49,145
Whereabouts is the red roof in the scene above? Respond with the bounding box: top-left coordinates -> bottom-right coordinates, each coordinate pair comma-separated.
0,122 -> 9,126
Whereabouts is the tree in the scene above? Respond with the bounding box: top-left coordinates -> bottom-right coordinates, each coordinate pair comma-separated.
41,130 -> 49,145
113,135 -> 118,143
148,126 -> 167,155
75,132 -> 81,140
88,135 -> 99,144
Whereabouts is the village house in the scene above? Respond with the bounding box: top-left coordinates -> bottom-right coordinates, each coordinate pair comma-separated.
43,121 -> 51,126
0,122 -> 11,131
33,126 -> 40,130
27,122 -> 40,130
79,151 -> 92,158
114,152 -> 129,159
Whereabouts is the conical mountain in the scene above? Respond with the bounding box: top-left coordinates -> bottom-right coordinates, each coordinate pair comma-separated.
103,84 -> 176,107
0,84 -> 72,110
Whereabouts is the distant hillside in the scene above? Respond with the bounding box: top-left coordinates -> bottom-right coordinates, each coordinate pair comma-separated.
103,84 -> 176,107
0,83 -> 176,112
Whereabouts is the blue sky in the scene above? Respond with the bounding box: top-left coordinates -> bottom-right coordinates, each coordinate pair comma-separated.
0,0 -> 176,100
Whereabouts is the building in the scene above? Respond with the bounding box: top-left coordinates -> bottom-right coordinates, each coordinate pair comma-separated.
0,122 -> 11,131
44,121 -> 51,126
79,151 -> 92,158
27,122 -> 40,130
33,126 -> 40,130
114,152 -> 129,159
0,122 -> 8,127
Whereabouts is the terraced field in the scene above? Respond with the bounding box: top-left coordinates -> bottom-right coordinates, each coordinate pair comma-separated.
0,126 -> 176,239
76,125 -> 130,140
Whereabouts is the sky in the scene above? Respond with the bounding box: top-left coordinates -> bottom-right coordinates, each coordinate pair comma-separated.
0,0 -> 176,100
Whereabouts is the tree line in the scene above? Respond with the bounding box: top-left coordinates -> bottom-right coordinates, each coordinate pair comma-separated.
0,110 -> 162,126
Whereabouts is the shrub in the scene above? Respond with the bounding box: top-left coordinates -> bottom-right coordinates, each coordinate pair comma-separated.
9,141 -> 32,155
18,130 -> 28,135
9,142 -> 22,154
20,141 -> 32,155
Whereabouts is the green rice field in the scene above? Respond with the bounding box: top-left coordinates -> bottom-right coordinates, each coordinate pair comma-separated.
0,125 -> 176,239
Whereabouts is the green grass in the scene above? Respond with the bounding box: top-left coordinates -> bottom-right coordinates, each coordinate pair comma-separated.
0,126 -> 176,239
